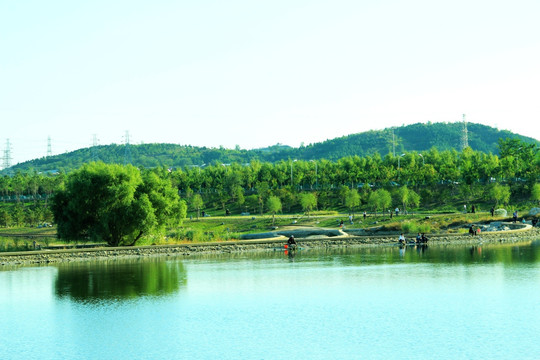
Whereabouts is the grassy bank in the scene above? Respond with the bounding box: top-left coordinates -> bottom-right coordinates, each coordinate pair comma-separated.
3,209 -> 533,252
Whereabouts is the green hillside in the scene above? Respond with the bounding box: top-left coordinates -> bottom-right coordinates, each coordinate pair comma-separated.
5,122 -> 538,173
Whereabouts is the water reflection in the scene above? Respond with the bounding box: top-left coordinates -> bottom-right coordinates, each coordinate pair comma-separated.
181,241 -> 539,267
54,258 -> 187,302
43,240 -> 540,302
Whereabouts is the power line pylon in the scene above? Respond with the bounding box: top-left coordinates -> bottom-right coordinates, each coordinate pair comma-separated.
461,114 -> 469,150
123,131 -> 132,165
92,134 -> 100,162
47,136 -> 52,158
2,139 -> 12,170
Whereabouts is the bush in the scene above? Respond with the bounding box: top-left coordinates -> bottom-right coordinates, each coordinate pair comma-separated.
417,224 -> 432,233
186,229 -> 206,242
401,221 -> 432,234
311,210 -> 339,216
401,221 -> 418,234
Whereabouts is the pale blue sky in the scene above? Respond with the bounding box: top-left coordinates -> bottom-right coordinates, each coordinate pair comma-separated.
1,0 -> 539,166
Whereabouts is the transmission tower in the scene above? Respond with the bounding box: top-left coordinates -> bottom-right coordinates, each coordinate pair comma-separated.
461,114 -> 469,150
392,128 -> 396,157
92,134 -> 100,162
2,139 -> 12,170
124,131 -> 132,165
47,136 -> 52,158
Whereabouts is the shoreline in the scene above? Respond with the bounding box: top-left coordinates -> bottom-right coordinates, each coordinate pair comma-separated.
1,224 -> 539,266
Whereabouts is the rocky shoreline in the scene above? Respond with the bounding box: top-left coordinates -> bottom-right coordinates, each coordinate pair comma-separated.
1,225 -> 539,266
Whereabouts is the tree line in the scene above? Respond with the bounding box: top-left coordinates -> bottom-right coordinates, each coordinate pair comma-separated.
7,122 -> 538,174
0,139 -> 539,245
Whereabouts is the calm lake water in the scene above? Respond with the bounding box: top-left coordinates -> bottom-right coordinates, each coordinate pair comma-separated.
1,241 -> 539,360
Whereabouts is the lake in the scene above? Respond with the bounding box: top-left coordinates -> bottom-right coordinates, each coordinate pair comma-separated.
1,241 -> 539,360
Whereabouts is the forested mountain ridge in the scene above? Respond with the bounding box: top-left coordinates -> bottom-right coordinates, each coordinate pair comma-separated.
5,122 -> 538,173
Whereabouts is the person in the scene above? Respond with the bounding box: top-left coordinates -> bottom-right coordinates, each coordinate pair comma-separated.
469,225 -> 476,236
471,204 -> 475,213
416,233 -> 422,243
399,233 -> 405,244
226,209 -> 230,216
421,233 -> 429,243
395,207 -> 399,216
339,219 -> 344,227
287,235 -> 297,249
513,211 -> 518,223
349,214 -> 353,224
463,204 -> 467,213
363,211 -> 367,220
490,207 -> 495,217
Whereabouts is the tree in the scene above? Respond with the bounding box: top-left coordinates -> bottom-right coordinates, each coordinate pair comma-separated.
397,186 -> 419,213
299,193 -> 317,217
12,204 -> 25,226
139,170 -> 186,229
0,208 -> 12,227
367,191 -> 380,215
488,184 -> 511,206
338,185 -> 349,205
344,189 -> 360,217
231,184 -> 245,207
397,186 -> 410,213
256,181 -> 270,215
191,194 -> 204,219
52,162 -> 184,247
408,189 -> 421,211
266,196 -> 282,225
275,188 -> 295,212
377,189 -> 392,215
368,189 -> 391,216
531,183 -> 540,205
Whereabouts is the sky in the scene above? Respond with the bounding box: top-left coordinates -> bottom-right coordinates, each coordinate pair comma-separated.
1,0 -> 539,166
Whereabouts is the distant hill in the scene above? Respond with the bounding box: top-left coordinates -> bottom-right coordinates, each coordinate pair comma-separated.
5,122 -> 538,173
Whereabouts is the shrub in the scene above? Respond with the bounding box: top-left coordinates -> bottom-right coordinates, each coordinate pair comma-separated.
311,210 -> 339,216
417,224 -> 432,233
186,228 -> 206,242
401,221 -> 418,234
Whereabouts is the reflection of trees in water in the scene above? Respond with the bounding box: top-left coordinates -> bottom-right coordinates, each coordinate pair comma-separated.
54,258 -> 187,301
186,241 -> 540,266
281,241 -> 540,266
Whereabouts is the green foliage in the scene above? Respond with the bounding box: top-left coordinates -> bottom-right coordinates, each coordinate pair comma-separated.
6,123 -> 538,174
0,136 -> 538,241
190,194 -> 204,219
299,192 -> 317,216
531,183 -> 540,204
368,189 -> 392,215
401,221 -> 432,234
344,189 -> 360,214
266,196 -> 282,225
52,162 -> 184,246
488,184 -> 511,206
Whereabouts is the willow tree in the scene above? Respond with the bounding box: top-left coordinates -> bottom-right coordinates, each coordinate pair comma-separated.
52,162 -> 185,247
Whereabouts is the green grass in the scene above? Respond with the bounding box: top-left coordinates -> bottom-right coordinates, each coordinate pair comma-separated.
0,207 -> 536,252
